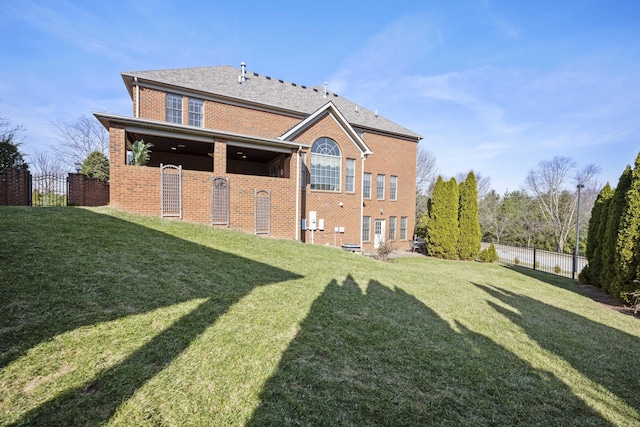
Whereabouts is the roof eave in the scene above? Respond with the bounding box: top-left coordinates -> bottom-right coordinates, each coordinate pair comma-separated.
93,112 -> 310,150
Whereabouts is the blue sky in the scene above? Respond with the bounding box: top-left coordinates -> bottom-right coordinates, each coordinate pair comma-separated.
1,0 -> 639,194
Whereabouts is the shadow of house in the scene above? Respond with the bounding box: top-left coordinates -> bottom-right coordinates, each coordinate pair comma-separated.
474,283 -> 640,416
247,276 -> 610,426
0,207 -> 301,425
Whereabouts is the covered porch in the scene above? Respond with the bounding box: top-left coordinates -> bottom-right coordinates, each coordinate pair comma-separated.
95,113 -> 308,239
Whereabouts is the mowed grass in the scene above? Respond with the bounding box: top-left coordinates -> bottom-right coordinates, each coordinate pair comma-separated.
1,207 -> 639,426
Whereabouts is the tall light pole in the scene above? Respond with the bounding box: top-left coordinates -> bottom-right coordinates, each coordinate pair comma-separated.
573,184 -> 585,279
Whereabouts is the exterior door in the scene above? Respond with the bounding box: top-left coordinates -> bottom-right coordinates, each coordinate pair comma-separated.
374,219 -> 386,249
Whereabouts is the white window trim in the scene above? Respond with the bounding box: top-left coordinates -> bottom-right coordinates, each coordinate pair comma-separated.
346,158 -> 356,193
377,174 -> 385,200
188,98 -> 204,128
363,173 -> 372,199
362,216 -> 371,242
166,93 -> 182,124
390,175 -> 398,201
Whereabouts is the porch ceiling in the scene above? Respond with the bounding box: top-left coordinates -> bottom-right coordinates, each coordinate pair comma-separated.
126,131 -> 283,163
226,144 -> 282,163
127,131 -> 214,156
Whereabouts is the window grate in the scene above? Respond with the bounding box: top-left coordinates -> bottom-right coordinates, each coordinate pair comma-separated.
211,177 -> 230,226
255,190 -> 270,235
161,164 -> 182,218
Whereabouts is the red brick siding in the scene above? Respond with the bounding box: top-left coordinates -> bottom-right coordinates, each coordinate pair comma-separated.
295,114 -> 364,248
361,132 -> 417,251
0,169 -> 30,206
68,174 -> 109,206
206,101 -> 299,138
136,87 -> 299,138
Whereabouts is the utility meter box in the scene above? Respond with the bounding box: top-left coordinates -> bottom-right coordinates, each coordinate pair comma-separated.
308,211 -> 317,231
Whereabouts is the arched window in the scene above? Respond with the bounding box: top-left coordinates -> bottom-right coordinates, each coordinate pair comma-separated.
310,137 -> 341,191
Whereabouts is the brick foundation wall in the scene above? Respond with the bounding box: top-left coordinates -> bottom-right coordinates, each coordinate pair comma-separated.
109,164 -> 298,239
68,173 -> 110,206
0,169 -> 30,206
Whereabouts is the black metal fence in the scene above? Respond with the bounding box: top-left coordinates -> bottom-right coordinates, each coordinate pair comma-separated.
481,242 -> 587,280
30,174 -> 68,207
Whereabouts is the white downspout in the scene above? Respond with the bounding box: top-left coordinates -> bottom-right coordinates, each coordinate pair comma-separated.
295,146 -> 302,241
134,77 -> 140,118
360,154 -> 366,249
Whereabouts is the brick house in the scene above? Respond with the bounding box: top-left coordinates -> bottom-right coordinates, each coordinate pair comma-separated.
94,63 -> 421,251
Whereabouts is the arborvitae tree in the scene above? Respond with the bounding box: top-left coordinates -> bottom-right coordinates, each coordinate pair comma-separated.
583,183 -> 614,286
426,176 -> 459,259
415,208 -> 429,238
612,152 -> 640,300
457,171 -> 481,260
600,166 -> 632,294
81,150 -> 110,182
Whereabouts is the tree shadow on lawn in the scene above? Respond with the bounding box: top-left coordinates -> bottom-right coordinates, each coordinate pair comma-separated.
474,283 -> 640,416
503,264 -> 583,296
0,207 -> 301,425
247,275 -> 611,426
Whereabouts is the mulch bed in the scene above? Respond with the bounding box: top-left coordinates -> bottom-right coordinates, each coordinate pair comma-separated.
576,283 -> 639,318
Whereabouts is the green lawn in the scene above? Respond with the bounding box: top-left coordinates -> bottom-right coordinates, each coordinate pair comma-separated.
1,207 -> 639,426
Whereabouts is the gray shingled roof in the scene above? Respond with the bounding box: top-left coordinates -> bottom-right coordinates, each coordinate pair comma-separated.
122,65 -> 421,140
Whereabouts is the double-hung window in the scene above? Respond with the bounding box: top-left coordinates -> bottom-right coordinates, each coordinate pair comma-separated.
345,159 -> 355,192
166,93 -> 182,124
389,216 -> 397,240
390,176 -> 398,201
189,98 -> 204,127
400,216 -> 408,240
362,216 -> 371,242
363,173 -> 371,199
377,174 -> 385,200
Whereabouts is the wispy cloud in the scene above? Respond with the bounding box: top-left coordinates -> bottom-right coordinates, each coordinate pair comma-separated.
329,13 -> 443,99
5,0 -> 132,62
475,0 -> 521,39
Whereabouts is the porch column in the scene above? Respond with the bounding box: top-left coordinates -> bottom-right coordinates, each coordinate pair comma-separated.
110,125 -> 126,165
213,139 -> 226,174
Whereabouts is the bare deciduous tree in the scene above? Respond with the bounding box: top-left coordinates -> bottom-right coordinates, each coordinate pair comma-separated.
416,145 -> 438,196
415,145 -> 438,226
0,113 -> 24,142
525,156 -> 600,252
32,150 -> 65,176
51,115 -> 109,169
